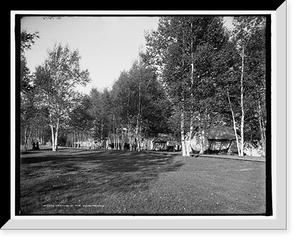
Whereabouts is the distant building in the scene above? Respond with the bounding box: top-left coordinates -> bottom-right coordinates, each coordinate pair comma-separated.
191,126 -> 238,154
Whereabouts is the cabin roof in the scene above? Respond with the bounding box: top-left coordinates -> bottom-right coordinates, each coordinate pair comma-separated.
153,138 -> 167,143
206,126 -> 236,140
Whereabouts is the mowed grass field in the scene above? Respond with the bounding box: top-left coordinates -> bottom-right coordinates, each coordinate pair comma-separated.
20,147 -> 266,215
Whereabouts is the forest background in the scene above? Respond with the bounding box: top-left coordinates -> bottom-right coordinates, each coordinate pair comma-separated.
20,16 -> 267,157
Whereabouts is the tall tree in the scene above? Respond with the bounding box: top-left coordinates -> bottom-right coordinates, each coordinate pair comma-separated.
245,25 -> 267,155
34,43 -> 90,151
110,56 -> 172,150
145,16 -> 227,156
68,95 -> 94,147
89,87 -> 114,142
20,30 -> 40,150
21,30 -> 39,91
228,16 -> 266,156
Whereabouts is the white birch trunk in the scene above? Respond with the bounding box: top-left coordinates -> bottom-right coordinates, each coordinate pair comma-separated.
187,114 -> 193,157
50,118 -> 59,151
181,110 -> 187,156
54,118 -> 59,151
240,48 -> 245,156
50,124 -> 55,151
227,91 -> 242,156
187,22 -> 194,157
258,100 -> 266,156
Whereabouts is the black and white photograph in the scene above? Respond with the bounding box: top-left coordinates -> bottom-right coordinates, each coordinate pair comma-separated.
17,14 -> 273,217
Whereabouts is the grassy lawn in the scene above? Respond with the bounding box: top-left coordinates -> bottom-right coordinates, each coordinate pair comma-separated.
20,147 -> 266,215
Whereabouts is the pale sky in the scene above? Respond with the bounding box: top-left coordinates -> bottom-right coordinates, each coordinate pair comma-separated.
21,16 -> 233,94
21,16 -> 160,94
223,16 -> 234,29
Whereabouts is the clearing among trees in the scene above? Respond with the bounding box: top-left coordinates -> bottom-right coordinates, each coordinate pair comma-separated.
21,16 -> 267,158
20,148 -> 266,215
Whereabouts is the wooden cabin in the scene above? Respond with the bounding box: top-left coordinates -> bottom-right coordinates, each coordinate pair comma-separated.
191,126 -> 238,155
205,126 -> 237,154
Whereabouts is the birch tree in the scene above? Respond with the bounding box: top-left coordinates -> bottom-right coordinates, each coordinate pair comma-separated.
229,16 -> 266,156
109,56 -> 171,150
145,16 -> 226,156
245,25 -> 267,155
34,43 -> 90,151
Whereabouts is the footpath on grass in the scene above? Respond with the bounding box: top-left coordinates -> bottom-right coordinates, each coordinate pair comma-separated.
147,150 -> 265,163
193,154 -> 265,162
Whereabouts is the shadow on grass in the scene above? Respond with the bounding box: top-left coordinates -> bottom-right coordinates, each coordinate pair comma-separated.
20,149 -> 183,213
20,149 -> 182,173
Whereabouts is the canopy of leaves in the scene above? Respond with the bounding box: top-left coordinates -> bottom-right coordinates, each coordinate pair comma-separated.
79,54 -> 174,141
21,16 -> 267,149
34,43 -> 91,125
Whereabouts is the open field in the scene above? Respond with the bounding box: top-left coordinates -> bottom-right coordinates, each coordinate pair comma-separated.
20,147 -> 266,215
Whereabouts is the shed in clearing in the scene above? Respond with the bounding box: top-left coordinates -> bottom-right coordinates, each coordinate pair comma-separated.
191,126 -> 238,154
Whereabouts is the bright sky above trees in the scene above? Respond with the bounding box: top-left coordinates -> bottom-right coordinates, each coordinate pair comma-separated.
21,16 -> 233,94
21,16 -> 160,94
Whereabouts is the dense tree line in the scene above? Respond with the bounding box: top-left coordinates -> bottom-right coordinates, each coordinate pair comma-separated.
73,58 -> 174,150
144,16 -> 266,156
20,16 -> 267,156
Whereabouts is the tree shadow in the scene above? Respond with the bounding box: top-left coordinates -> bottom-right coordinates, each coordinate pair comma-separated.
20,149 -> 184,203
78,151 -> 183,193
71,151 -> 183,193
20,148 -> 106,164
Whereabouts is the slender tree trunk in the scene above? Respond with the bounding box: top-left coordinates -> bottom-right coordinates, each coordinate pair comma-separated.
139,125 -> 142,151
258,100 -> 266,156
24,126 -> 28,151
240,48 -> 245,156
181,109 -> 187,156
50,124 -> 55,151
50,118 -> 59,151
137,121 -> 140,152
40,130 -> 43,144
187,114 -> 193,156
227,90 -> 241,156
113,134 -> 115,150
121,131 -> 123,150
73,131 -> 76,148
136,68 -> 142,152
187,21 -> 194,157
27,126 -> 33,150
187,64 -> 194,155
101,117 -> 104,140
54,118 -> 59,151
